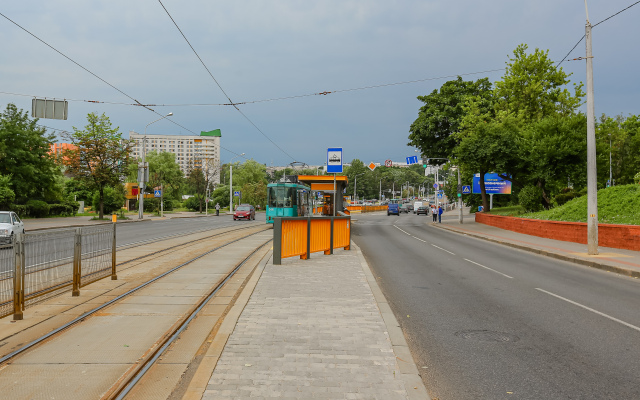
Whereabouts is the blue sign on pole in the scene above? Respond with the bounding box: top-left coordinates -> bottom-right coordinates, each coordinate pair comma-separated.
406,155 -> 418,165
462,185 -> 471,194
433,183 -> 438,189
154,190 -> 162,197
233,191 -> 241,197
437,193 -> 443,199
327,148 -> 343,173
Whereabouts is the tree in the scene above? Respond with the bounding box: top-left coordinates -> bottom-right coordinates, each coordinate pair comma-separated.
144,151 -> 184,200
61,112 -> 133,219
185,168 -> 206,212
408,77 -> 493,162
0,103 -> 60,204
0,174 -> 15,209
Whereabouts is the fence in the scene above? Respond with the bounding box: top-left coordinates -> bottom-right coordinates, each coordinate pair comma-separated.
272,216 -> 351,265
1,224 -> 116,320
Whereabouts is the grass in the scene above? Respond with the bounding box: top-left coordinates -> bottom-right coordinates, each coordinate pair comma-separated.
518,184 -> 640,225
487,206 -> 526,216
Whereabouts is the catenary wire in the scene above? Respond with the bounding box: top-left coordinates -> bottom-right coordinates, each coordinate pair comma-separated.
157,0 -> 297,162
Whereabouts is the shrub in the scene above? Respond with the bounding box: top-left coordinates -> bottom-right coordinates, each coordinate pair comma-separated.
161,198 -> 174,211
10,204 -> 27,218
184,195 -> 203,211
634,172 -> 640,184
518,185 -> 544,212
554,188 -> 581,207
92,186 -> 125,215
26,199 -> 50,218
0,186 -> 15,209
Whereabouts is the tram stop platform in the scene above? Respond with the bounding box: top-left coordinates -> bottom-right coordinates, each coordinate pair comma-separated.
187,243 -> 430,400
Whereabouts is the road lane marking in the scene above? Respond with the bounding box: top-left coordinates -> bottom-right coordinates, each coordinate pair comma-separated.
432,244 -> 455,255
464,258 -> 513,279
535,288 -> 640,333
413,237 -> 427,243
394,225 -> 412,236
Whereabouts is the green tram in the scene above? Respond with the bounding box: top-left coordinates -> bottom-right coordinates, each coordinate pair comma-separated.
265,182 -> 311,224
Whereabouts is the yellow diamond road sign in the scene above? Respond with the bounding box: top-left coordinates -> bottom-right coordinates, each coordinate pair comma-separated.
368,162 -> 376,171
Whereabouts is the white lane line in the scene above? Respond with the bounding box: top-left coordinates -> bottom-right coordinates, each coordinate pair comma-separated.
394,225 -> 412,236
432,244 -> 455,255
535,288 -> 640,333
464,258 -> 513,279
414,237 -> 427,243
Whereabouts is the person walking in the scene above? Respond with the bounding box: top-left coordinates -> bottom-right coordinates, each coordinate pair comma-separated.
432,205 -> 437,222
215,202 -> 220,216
438,205 -> 443,223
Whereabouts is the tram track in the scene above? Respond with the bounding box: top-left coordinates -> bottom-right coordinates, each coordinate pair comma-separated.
0,227 -> 273,399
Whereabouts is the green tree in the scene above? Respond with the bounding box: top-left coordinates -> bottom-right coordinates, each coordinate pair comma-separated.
144,151 -> 184,200
409,77 -> 493,162
0,174 -> 15,209
91,185 -> 125,215
185,168 -> 206,212
61,112 -> 133,219
0,103 -> 60,204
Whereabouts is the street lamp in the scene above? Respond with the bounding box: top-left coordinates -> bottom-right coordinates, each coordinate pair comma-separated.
229,153 -> 245,212
353,173 -> 365,203
139,112 -> 173,219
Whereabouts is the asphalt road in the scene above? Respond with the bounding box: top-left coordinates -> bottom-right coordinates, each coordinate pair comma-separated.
352,211 -> 640,400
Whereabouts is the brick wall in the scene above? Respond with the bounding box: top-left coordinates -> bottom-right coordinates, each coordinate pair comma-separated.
475,213 -> 640,251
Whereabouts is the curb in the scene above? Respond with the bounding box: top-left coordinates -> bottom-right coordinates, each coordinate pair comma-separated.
352,242 -> 431,400
434,224 -> 640,279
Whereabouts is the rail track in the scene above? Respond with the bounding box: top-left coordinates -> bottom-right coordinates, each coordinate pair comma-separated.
0,226 -> 273,399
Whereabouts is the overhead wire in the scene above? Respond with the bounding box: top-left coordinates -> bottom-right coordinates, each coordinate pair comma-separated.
556,1 -> 640,67
0,10 -> 245,158
157,0 -> 298,163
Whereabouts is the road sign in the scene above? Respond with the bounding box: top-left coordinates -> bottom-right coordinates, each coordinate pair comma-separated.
406,155 -> 418,165
32,98 -> 68,120
327,148 -> 343,173
154,190 -> 162,197
433,183 -> 438,189
233,191 -> 241,197
367,162 -> 376,171
462,185 -> 471,194
437,193 -> 443,199
385,159 -> 392,167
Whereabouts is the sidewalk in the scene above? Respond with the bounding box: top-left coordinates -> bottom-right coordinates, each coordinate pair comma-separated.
435,209 -> 640,279
188,245 -> 430,400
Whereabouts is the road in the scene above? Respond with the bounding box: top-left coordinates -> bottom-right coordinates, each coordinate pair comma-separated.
352,211 -> 640,399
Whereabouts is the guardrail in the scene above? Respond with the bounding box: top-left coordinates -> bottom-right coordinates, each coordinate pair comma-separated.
272,216 -> 351,265
1,224 -> 116,320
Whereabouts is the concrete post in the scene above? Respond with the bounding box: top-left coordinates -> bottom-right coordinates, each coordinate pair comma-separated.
13,233 -> 24,320
585,10 -> 599,255
72,228 -> 82,296
111,222 -> 117,280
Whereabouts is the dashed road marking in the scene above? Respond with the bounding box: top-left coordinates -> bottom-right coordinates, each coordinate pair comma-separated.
432,244 -> 455,255
393,225 -> 412,236
464,258 -> 513,279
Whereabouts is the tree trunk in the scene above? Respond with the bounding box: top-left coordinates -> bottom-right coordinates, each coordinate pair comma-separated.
99,185 -> 104,219
537,180 -> 552,209
479,169 -> 490,211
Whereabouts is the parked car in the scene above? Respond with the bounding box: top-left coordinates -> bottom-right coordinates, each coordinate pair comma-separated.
415,206 -> 429,215
233,204 -> 255,221
387,203 -> 400,216
0,211 -> 25,245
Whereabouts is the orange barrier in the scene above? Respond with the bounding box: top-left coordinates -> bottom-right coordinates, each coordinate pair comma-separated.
345,205 -> 387,213
273,216 -> 351,264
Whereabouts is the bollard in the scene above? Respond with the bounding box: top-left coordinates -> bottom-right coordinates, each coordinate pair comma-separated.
13,233 -> 24,320
72,228 -> 81,296
111,221 -> 117,280
273,218 -> 282,265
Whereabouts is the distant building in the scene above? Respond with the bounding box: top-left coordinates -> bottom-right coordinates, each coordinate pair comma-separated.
129,129 -> 221,184
49,143 -> 77,156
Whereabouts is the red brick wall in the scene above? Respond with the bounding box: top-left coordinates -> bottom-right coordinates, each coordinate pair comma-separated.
475,213 -> 640,251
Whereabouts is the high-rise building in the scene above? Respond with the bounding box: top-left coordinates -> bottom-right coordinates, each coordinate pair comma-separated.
129,129 -> 221,184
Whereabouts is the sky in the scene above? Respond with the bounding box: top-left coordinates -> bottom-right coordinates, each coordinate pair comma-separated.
1,1 -> 639,168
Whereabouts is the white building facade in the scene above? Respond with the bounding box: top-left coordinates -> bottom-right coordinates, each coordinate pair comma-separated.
129,129 -> 221,185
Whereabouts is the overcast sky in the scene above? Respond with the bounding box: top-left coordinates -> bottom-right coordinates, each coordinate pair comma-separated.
2,1 -> 638,167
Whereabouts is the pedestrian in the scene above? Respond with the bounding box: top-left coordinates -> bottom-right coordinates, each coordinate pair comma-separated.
438,205 -> 443,223
215,202 -> 220,216
432,205 -> 437,222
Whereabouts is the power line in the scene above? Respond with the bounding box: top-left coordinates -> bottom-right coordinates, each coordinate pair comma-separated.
157,0 -> 297,163
0,11 -> 246,159
557,1 -> 640,67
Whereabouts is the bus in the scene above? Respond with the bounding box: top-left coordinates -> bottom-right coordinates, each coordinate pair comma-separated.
266,182 -> 311,224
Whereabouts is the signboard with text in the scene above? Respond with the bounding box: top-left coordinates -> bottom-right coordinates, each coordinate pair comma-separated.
327,148 -> 343,173
472,173 -> 512,194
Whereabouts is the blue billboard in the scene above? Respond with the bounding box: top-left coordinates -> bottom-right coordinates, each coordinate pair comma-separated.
472,173 -> 512,194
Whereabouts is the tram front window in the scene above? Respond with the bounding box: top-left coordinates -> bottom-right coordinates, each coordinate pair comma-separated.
267,187 -> 297,208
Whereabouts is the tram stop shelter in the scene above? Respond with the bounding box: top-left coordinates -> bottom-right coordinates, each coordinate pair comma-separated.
298,175 -> 348,216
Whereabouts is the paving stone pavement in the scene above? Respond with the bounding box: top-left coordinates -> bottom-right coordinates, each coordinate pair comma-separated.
203,249 -> 414,399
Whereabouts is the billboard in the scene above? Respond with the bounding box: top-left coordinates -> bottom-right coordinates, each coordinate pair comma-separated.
472,173 -> 512,194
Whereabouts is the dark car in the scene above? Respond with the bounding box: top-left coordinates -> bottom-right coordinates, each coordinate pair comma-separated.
387,203 -> 400,216
415,206 -> 429,215
233,204 -> 255,220
400,204 -> 410,213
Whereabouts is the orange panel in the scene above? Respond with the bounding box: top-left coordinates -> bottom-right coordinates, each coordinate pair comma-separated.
309,219 -> 331,253
311,183 -> 338,191
333,218 -> 351,250
280,220 -> 308,259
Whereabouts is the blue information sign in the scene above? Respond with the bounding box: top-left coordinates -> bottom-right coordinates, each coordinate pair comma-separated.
327,148 -> 343,173
472,173 -> 512,194
234,191 -> 241,197
406,155 -> 418,165
462,185 -> 471,194
154,190 -> 162,197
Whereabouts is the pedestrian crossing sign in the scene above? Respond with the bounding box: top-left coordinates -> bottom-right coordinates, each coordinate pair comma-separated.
462,185 -> 471,194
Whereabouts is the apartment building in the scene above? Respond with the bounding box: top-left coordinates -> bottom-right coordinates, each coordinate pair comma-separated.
129,129 -> 221,184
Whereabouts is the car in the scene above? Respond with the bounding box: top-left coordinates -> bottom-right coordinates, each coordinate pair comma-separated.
400,204 -> 410,213
387,203 -> 400,216
0,211 -> 25,245
233,204 -> 255,221
415,206 -> 429,215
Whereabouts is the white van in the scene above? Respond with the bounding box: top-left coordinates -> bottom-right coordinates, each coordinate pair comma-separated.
412,201 -> 423,214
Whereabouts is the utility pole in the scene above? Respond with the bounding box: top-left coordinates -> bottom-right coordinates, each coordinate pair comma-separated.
585,0 -> 598,255
457,166 -> 463,224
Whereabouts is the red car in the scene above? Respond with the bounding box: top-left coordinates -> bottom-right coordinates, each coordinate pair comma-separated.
233,204 -> 255,220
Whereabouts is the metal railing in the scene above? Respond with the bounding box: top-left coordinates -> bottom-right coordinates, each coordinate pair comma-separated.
272,216 -> 351,265
3,224 -> 117,320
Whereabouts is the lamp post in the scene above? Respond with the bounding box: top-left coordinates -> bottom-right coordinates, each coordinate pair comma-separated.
609,133 -> 612,187
353,173 -> 365,203
139,112 -> 172,219
229,153 -> 245,213
585,0 -> 598,255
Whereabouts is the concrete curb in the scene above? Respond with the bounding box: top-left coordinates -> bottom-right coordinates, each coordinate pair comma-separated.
434,223 -> 640,279
352,242 -> 431,400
